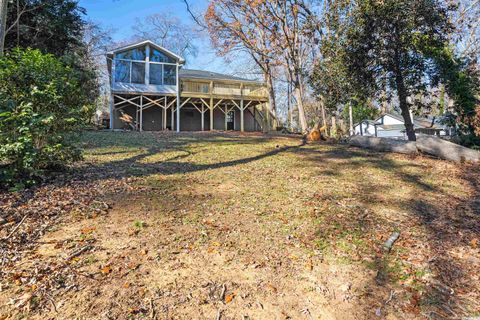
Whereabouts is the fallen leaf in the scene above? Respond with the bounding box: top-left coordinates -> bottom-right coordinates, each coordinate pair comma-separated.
471,238 -> 478,249
267,284 -> 277,293
225,293 -> 235,303
127,262 -> 140,270
81,227 -> 96,235
100,266 -> 112,274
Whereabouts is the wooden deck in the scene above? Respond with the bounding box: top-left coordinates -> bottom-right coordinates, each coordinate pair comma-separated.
180,79 -> 269,101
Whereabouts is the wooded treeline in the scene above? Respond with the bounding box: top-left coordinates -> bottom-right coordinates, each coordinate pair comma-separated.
204,0 -> 480,145
0,0 -> 111,188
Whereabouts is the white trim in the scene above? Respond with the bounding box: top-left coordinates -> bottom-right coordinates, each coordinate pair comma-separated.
180,97 -> 191,107
145,44 -> 150,85
107,40 -> 185,64
139,95 -> 143,132
213,99 -> 224,109
114,95 -> 141,107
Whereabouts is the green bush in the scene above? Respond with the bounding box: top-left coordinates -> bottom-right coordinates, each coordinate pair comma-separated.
0,48 -> 92,189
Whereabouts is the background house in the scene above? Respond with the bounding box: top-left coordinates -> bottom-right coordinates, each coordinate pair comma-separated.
354,113 -> 452,139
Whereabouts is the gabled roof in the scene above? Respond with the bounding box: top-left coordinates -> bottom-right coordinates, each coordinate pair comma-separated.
375,113 -> 405,124
106,40 -> 185,64
376,113 -> 447,129
353,119 -> 375,127
179,69 -> 263,85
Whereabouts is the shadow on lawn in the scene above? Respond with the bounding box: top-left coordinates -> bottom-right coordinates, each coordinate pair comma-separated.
299,144 -> 480,318
74,133 -> 305,181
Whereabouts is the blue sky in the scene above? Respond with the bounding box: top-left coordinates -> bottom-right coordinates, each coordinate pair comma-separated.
78,0 -> 235,72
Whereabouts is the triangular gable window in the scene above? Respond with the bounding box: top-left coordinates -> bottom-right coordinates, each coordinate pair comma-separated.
150,48 -> 175,63
116,47 -> 146,60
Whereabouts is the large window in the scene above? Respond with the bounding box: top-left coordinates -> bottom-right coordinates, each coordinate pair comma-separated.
131,62 -> 145,84
149,64 -> 163,85
115,60 -> 130,83
163,65 -> 176,85
114,45 -> 177,86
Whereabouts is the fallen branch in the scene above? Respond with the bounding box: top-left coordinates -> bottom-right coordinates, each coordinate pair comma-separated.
383,232 -> 400,252
220,283 -> 226,302
66,245 -> 94,260
2,213 -> 30,241
149,298 -> 156,320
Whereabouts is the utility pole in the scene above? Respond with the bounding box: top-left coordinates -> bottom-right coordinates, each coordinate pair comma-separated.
0,0 -> 7,55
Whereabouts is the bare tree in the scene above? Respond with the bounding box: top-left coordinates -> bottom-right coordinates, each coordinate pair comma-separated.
263,0 -> 319,131
451,0 -> 480,63
131,14 -> 199,59
205,0 -> 282,116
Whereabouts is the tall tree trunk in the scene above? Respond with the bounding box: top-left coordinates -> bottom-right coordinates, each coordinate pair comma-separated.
293,85 -> 307,132
348,102 -> 353,136
319,96 -> 327,136
0,0 -> 7,55
331,115 -> 337,138
291,68 -> 307,132
394,69 -> 416,141
264,70 -> 276,116
287,79 -> 292,128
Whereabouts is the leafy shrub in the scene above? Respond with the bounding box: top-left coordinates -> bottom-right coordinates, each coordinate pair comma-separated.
0,48 -> 93,189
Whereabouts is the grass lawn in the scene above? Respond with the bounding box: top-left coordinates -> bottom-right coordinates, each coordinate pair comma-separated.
1,131 -> 479,319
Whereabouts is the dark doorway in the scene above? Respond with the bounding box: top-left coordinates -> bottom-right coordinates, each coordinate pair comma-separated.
227,111 -> 235,130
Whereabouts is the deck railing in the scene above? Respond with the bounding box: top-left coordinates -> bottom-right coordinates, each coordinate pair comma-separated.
181,80 -> 268,99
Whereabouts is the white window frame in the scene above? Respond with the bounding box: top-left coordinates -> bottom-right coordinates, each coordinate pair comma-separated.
113,45 -> 178,86
149,61 -> 177,85
114,58 -> 146,84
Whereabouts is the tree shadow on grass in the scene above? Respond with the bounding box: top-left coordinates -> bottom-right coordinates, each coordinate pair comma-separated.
297,144 -> 480,318
73,133 -> 305,182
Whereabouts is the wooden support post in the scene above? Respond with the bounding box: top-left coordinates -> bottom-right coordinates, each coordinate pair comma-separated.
171,99 -> 175,131
210,81 -> 214,131
224,104 -> 228,131
139,95 -> 143,132
163,96 -> 167,130
176,64 -> 180,132
240,83 -> 244,132
240,99 -> 244,132
201,104 -> 205,131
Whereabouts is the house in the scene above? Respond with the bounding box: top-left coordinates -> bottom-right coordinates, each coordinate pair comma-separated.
106,40 -> 274,132
354,120 -> 376,137
354,113 -> 452,139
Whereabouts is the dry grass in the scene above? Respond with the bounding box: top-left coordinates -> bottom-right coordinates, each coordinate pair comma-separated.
1,131 -> 479,319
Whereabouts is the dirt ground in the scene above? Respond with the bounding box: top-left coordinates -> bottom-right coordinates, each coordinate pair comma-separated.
1,131 -> 479,319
